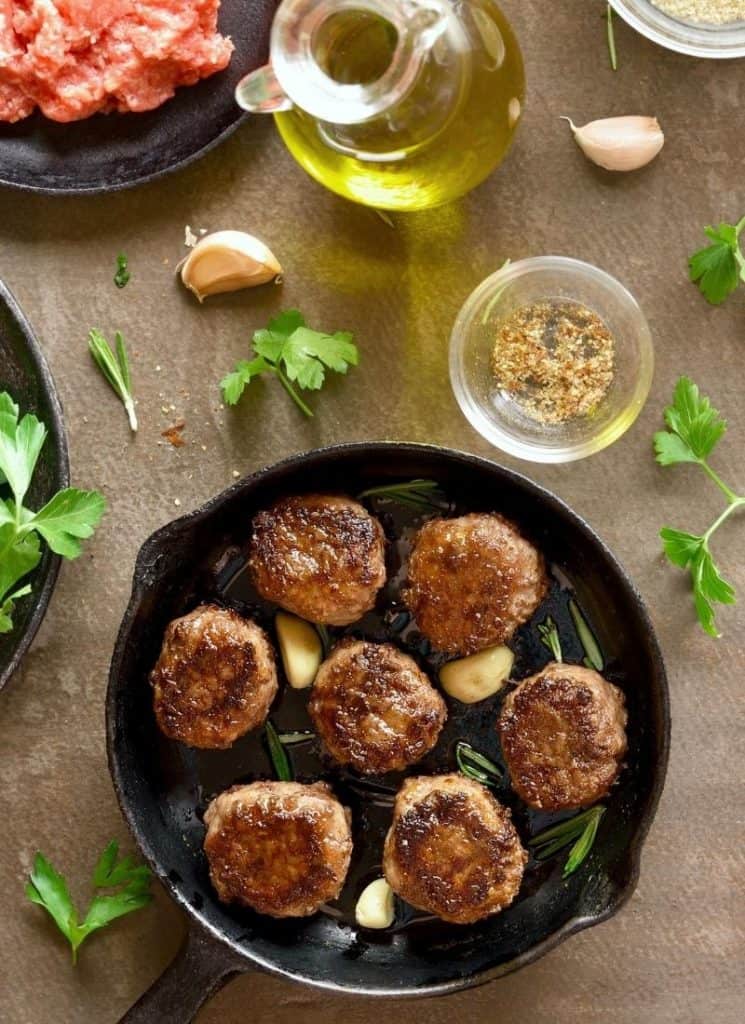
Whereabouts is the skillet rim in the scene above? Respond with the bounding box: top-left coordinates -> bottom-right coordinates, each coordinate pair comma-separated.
106,440 -> 671,996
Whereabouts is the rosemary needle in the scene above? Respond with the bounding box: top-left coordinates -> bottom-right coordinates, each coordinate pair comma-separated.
538,616 -> 563,662
530,805 -> 606,878
568,598 -> 604,671
265,720 -> 293,781
606,4 -> 618,72
455,741 -> 502,787
358,479 -> 447,512
88,329 -> 138,432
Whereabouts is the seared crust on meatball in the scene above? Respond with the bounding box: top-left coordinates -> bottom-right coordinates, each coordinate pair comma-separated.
151,604 -> 277,749
383,774 -> 527,924
308,640 -> 447,774
403,513 -> 548,655
203,781 -> 353,917
249,494 -> 386,626
499,662 -> 628,811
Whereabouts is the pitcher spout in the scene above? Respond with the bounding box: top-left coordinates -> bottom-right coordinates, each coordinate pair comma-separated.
235,64 -> 293,114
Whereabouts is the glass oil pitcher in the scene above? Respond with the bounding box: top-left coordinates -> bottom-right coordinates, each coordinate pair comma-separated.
236,0 -> 525,211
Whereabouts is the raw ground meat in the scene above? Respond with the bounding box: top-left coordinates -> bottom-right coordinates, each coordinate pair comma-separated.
0,0 -> 233,123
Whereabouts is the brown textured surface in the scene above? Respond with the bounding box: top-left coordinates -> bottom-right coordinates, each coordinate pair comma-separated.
0,0 -> 744,1020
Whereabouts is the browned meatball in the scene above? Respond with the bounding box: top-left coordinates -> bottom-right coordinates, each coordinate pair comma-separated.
249,494 -> 386,626
499,662 -> 628,811
382,774 -> 527,924
151,604 -> 277,749
203,781 -> 353,917
308,640 -> 447,775
403,513 -> 548,655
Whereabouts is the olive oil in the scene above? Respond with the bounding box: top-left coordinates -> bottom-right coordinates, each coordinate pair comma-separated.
272,2 -> 525,211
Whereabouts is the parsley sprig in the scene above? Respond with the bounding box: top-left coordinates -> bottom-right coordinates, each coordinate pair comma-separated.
221,310 -> 358,417
655,377 -> 743,637
25,841 -> 152,963
0,392 -> 105,634
689,215 -> 745,304
529,806 -> 606,878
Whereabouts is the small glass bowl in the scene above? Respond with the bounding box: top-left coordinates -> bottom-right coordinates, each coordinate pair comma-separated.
610,0 -> 745,59
449,256 -> 654,464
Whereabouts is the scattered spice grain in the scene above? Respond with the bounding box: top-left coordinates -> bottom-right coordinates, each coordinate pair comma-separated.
161,420 -> 187,447
490,300 -> 615,425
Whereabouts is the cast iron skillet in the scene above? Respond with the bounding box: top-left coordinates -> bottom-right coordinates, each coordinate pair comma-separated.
107,442 -> 670,1023
0,279 -> 69,691
0,0 -> 276,195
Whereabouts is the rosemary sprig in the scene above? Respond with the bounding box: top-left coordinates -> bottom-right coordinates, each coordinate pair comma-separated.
529,806 -> 606,878
538,616 -> 563,662
568,599 -> 604,671
606,4 -> 618,71
455,741 -> 502,787
88,329 -> 137,432
357,479 -> 447,512
114,253 -> 130,289
278,730 -> 315,746
315,623 -> 331,656
265,720 -> 293,781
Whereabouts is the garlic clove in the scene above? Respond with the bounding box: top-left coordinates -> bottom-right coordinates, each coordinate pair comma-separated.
439,644 -> 514,704
355,878 -> 396,930
179,230 -> 282,301
275,611 -> 322,689
562,115 -> 664,172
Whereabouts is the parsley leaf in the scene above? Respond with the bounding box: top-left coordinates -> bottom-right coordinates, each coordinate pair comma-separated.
114,253 -> 130,289
0,583 -> 32,634
689,217 -> 745,304
655,378 -> 743,637
0,392 -> 47,506
26,842 -> 152,963
0,390 -> 105,635
656,377 -> 726,462
659,526 -> 702,568
0,527 -> 41,605
221,310 -> 359,417
220,357 -> 271,406
32,488 -> 107,558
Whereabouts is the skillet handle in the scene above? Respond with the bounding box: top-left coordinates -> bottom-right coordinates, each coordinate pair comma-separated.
118,924 -> 246,1024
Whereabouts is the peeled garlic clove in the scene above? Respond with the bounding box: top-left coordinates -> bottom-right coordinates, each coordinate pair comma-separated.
355,878 -> 395,929
562,115 -> 664,172
179,230 -> 282,301
275,611 -> 322,689
439,644 -> 514,704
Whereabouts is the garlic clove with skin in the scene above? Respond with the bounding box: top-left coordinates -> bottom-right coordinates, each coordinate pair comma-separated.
179,230 -> 282,301
562,115 -> 664,172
